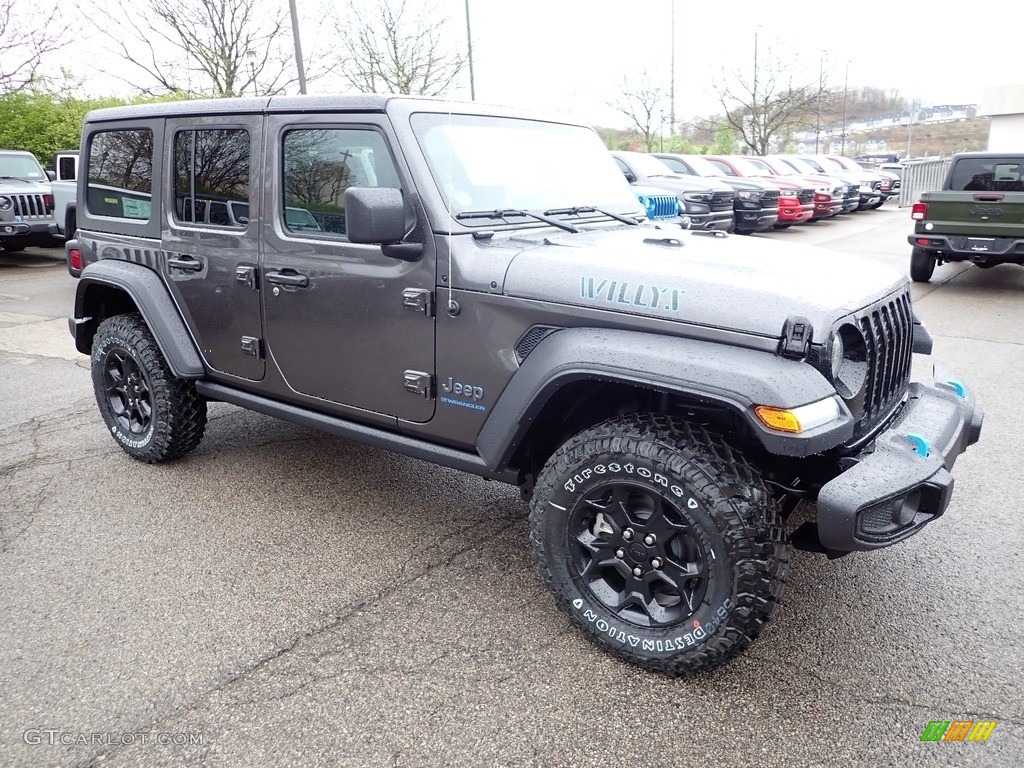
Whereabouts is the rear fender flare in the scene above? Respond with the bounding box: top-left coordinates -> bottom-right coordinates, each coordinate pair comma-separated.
72,259 -> 204,378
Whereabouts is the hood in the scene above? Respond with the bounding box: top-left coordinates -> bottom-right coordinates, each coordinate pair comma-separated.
501,226 -> 905,339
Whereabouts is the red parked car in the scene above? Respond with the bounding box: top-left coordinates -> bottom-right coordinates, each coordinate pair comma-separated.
702,155 -> 815,227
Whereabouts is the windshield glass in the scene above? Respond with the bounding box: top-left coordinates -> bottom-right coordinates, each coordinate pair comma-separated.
683,155 -> 727,177
783,157 -> 819,175
622,152 -> 677,178
724,157 -> 765,176
411,113 -> 641,218
743,158 -> 774,174
0,153 -> 45,180
815,157 -> 846,172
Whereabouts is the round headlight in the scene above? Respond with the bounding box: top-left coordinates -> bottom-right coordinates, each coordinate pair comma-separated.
830,333 -> 845,378
831,324 -> 868,399
0,196 -> 11,211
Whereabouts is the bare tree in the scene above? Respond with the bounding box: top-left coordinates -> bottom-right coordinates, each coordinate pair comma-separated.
94,0 -> 302,97
334,0 -> 465,96
0,0 -> 67,93
716,44 -> 828,155
610,74 -> 667,153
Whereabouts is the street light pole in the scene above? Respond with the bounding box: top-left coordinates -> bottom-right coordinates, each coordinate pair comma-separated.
669,0 -> 675,134
288,0 -> 307,94
814,53 -> 824,153
465,0 -> 476,100
840,61 -> 849,156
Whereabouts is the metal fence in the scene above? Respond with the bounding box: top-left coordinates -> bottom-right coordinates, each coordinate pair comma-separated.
898,159 -> 952,207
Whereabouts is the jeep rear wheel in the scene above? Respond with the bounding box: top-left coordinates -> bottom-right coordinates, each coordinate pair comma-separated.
92,314 -> 207,463
910,247 -> 936,282
529,414 -> 787,676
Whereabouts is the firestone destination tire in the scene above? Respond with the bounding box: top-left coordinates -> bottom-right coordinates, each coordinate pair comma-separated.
529,414 -> 788,676
91,313 -> 207,463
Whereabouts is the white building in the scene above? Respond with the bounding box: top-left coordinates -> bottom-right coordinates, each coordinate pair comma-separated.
980,84 -> 1024,150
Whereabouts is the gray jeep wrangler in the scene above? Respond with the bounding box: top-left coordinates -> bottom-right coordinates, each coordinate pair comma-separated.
1,149 -> 56,250
66,96 -> 983,676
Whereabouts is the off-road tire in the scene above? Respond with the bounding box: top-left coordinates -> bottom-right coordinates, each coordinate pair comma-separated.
910,247 -> 935,283
530,414 -> 788,676
91,313 -> 206,463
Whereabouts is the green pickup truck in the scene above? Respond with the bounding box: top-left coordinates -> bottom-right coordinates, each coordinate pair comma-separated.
908,152 -> 1024,282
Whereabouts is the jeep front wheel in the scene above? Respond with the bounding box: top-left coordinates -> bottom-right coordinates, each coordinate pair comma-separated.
910,247 -> 936,282
92,313 -> 207,463
529,415 -> 787,676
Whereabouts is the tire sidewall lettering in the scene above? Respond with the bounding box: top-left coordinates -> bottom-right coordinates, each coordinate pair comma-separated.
551,455 -> 733,658
93,335 -> 155,451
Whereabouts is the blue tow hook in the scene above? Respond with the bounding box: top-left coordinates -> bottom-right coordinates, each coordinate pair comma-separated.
905,434 -> 930,457
946,380 -> 966,398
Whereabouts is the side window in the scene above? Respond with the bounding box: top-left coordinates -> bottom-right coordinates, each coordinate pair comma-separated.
58,156 -> 76,181
173,128 -> 250,227
87,129 -> 154,221
281,128 -> 401,238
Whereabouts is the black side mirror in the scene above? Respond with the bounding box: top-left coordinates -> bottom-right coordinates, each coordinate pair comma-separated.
46,170 -> 56,181
344,187 -> 423,261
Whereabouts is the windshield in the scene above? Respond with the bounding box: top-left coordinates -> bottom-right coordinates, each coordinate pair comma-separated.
782,157 -> 820,175
683,155 -> 727,178
743,158 -> 775,174
723,157 -> 765,177
815,157 -> 846,172
411,113 -> 641,218
0,153 -> 46,181
622,152 -> 677,178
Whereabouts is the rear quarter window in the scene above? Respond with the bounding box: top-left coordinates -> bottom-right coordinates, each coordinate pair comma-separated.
86,129 -> 154,221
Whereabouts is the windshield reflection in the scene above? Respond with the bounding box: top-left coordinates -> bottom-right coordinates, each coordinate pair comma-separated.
411,113 -> 641,221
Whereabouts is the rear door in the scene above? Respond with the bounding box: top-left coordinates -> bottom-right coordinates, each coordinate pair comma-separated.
161,116 -> 265,381
260,114 -> 436,423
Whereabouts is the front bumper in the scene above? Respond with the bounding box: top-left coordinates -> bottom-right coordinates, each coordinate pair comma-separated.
814,366 -> 983,553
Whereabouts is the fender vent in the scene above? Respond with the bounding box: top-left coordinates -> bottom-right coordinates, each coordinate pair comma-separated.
515,325 -> 561,364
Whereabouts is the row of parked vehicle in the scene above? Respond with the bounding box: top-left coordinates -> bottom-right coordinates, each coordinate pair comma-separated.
614,151 -> 901,234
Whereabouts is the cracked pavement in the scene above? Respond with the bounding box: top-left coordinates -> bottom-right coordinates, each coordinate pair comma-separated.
1,219 -> 1022,767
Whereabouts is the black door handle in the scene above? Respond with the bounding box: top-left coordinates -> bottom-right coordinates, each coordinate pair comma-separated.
266,270 -> 309,288
167,256 -> 203,272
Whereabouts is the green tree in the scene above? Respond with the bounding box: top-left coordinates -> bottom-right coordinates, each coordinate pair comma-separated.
711,123 -> 736,155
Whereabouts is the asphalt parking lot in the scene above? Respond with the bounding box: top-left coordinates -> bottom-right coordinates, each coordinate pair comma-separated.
1,208 -> 1022,767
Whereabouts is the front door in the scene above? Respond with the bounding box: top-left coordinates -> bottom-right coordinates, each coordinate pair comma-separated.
161,115 -> 265,381
260,116 -> 435,423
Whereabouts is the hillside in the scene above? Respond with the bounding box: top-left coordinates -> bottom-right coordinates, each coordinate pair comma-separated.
842,118 -> 989,158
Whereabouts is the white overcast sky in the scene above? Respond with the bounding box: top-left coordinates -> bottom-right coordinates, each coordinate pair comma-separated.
51,0 -> 1023,128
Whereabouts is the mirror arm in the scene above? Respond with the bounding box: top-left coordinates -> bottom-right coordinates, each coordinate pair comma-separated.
381,242 -> 424,262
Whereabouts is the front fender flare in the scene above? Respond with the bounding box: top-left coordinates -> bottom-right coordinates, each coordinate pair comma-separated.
71,260 -> 205,378
476,327 -> 853,470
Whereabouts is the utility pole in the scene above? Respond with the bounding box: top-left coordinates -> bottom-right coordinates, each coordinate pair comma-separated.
840,61 -> 850,155
752,27 -> 758,152
465,0 -> 476,100
814,53 -> 824,153
288,0 -> 307,94
669,0 -> 675,135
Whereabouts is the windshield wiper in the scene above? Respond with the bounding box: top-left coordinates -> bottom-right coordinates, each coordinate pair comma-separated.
0,175 -> 36,183
544,206 -> 640,226
455,208 -> 579,233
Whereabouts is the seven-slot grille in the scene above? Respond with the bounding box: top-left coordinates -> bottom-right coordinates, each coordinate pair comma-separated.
645,194 -> 679,220
858,291 -> 914,427
11,194 -> 49,218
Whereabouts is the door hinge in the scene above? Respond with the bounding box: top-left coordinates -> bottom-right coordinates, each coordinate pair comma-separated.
235,265 -> 258,290
403,370 -> 434,398
402,288 -> 433,316
240,336 -> 264,359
